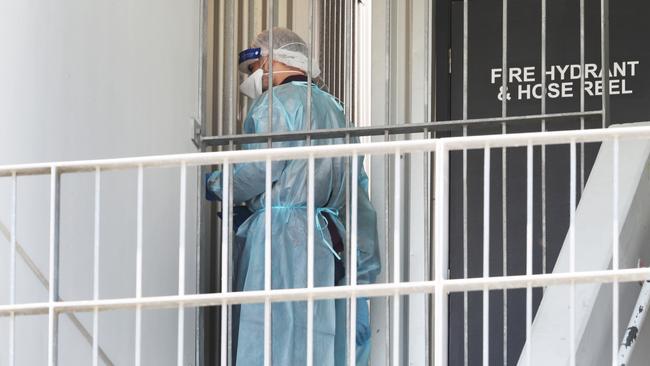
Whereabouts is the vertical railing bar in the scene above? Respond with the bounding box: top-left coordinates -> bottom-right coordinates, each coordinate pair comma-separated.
341,0 -> 346,102
501,0 -> 508,120
228,0 -> 238,354
177,163 -> 187,366
501,1 -> 509,362
424,0 -> 431,123
385,0 -> 392,127
501,139 -> 508,366
333,0 -> 339,99
325,0 -> 330,89
541,0 -> 547,131
307,155 -> 315,366
569,141 -> 576,366
501,151 -> 508,360
232,0 -> 239,136
462,7 -> 470,366
227,149 -> 234,366
600,0 -> 610,127
264,158 -> 272,366
356,1 -> 360,125
541,154 -> 547,277
540,0 -> 547,278
268,0 -> 274,135
330,0 -> 334,93
48,166 -> 60,366
383,130 -> 392,365
462,0 -> 468,122
9,172 -> 17,366
240,0 -> 248,129
612,137 -> 620,365
579,0 -> 586,192
344,0 -> 354,356
225,0 -> 236,136
336,0 -> 340,95
462,1 -> 469,360
192,0 -> 205,348
216,0 -> 224,138
265,2 -> 274,364
194,183 -> 202,365
482,146 -> 490,366
421,0 -> 432,353
221,144 -> 235,365
344,134 -> 352,365
526,144 -> 533,366
349,153 -> 359,366
462,132 -> 469,366
345,0 -> 352,129
307,0 -> 313,138
434,141 -> 449,366
329,0 -> 333,91
423,127 -> 432,366
248,0 -> 255,47
392,150 -> 402,366
92,168 -> 101,366
221,160 -> 231,366
385,0 -> 393,360
135,165 -> 144,366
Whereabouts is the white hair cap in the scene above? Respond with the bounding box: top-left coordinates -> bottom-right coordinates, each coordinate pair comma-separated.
250,27 -> 321,78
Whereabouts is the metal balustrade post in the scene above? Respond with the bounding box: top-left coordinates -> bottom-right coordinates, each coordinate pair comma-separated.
135,165 -> 144,366
482,146 -> 491,366
92,168 -> 101,366
221,161 -> 231,366
434,140 -> 449,366
178,163 -> 188,366
48,167 -> 61,366
611,137 -> 620,365
9,172 -> 17,366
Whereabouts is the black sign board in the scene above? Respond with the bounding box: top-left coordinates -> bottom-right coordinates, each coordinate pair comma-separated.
440,0 -> 650,364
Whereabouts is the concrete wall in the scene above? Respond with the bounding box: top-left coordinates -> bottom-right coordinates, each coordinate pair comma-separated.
0,1 -> 201,365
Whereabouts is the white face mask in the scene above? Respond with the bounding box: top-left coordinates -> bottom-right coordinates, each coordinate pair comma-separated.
239,68 -> 264,99
239,57 -> 306,99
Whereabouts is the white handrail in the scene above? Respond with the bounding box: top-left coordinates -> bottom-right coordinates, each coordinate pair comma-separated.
2,125 -> 650,176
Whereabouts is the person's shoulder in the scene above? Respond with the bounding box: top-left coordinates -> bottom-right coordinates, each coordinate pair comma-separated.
270,83 -> 311,113
274,82 -> 309,99
313,88 -> 344,112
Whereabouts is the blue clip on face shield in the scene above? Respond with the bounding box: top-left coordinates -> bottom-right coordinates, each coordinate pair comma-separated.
238,47 -> 263,74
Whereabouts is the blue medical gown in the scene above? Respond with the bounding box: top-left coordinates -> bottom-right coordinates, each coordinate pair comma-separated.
207,82 -> 381,365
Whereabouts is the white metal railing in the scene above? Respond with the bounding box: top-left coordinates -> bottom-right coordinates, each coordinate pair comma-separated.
2,125 -> 650,366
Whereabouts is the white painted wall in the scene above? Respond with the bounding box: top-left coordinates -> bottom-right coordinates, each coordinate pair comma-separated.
0,1 -> 201,365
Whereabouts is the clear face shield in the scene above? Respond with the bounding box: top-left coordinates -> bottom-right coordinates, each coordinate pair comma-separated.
238,44 -> 315,99
238,48 -> 264,99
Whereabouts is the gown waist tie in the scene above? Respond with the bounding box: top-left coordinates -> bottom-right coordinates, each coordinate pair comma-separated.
256,205 -> 342,260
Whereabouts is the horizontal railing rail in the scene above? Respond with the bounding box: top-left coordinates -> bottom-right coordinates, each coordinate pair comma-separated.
1,267 -> 649,317
1,122 -> 644,178
199,111 -> 603,148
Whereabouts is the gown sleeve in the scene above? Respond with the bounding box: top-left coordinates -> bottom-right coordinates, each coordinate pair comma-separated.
207,91 -> 301,204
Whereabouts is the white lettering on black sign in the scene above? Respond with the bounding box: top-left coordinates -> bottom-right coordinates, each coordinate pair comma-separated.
490,61 -> 639,101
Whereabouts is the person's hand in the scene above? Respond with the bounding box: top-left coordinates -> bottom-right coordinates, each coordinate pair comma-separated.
205,171 -> 221,201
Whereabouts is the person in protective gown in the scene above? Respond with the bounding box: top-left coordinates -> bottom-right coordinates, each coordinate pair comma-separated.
207,27 -> 381,366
